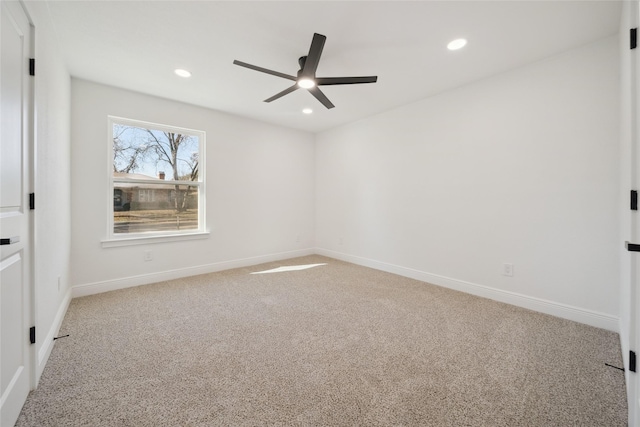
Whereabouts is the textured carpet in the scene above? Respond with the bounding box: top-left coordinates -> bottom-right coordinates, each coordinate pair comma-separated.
16,255 -> 627,426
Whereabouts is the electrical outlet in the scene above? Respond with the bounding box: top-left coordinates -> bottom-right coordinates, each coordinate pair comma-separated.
503,263 -> 514,277
144,250 -> 153,262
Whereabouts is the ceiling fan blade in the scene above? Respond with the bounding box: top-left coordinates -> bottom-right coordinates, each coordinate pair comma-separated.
316,76 -> 378,86
301,33 -> 326,78
264,84 -> 299,103
233,60 -> 296,81
308,86 -> 335,109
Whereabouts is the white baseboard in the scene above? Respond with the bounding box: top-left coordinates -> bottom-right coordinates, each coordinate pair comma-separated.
70,246 -> 619,332
35,288 -> 72,386
316,248 -> 620,332
71,248 -> 315,298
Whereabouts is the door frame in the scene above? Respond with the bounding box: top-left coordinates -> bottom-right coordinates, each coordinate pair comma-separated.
24,0 -> 36,392
629,1 -> 640,425
622,0 -> 640,425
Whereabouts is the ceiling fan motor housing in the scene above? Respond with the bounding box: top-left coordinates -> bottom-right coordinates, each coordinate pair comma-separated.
298,56 -> 307,71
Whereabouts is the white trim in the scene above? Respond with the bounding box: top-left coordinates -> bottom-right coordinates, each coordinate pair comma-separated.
108,115 -> 204,136
316,248 -> 620,332
72,248 -> 315,298
35,289 -> 71,386
101,231 -> 210,248
620,320 -> 631,397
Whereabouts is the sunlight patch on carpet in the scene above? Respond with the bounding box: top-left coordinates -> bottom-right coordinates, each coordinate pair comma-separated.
251,263 -> 327,274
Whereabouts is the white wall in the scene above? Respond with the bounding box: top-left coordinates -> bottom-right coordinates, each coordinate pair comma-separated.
21,1 -> 72,383
70,80 -> 315,293
316,36 -> 620,330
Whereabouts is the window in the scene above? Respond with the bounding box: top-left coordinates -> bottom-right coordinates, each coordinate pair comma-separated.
138,189 -> 155,203
107,116 -> 206,243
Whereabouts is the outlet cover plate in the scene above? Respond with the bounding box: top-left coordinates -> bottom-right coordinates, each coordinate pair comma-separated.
503,263 -> 514,277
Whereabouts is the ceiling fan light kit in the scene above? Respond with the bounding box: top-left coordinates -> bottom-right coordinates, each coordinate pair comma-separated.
297,78 -> 315,89
447,38 -> 468,51
233,33 -> 377,109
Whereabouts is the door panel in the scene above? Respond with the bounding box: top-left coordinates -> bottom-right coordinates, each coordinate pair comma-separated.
0,1 -> 33,426
0,2 -> 23,209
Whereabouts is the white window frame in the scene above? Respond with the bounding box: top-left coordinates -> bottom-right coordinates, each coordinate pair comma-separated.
103,116 -> 208,247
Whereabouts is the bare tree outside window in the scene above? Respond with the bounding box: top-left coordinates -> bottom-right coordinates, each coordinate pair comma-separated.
110,119 -> 204,236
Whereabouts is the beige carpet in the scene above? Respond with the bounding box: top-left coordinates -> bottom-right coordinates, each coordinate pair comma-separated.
16,255 -> 627,426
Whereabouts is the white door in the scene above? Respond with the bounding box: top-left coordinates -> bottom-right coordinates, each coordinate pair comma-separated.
0,1 -> 33,426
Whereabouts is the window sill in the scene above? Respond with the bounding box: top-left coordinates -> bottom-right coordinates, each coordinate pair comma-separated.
101,231 -> 210,248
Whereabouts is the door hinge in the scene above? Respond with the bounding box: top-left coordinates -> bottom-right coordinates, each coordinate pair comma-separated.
631,190 -> 637,210
626,241 -> 640,252
29,58 -> 35,76
632,28 -> 638,50
29,326 -> 36,344
630,351 -> 637,372
29,193 -> 34,210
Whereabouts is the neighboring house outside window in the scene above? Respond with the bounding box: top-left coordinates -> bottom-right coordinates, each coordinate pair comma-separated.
107,116 -> 206,243
138,188 -> 155,203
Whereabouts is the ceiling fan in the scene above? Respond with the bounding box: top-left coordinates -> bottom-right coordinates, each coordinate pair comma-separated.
233,33 -> 377,109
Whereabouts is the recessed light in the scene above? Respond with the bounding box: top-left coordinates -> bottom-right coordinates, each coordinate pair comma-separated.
174,69 -> 192,78
298,79 -> 315,89
447,38 -> 467,51
302,108 -> 313,114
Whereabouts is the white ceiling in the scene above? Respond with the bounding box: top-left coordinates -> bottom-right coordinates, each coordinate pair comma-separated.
42,0 -> 621,133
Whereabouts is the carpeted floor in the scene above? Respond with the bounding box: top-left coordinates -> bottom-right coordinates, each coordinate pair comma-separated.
16,255 -> 627,426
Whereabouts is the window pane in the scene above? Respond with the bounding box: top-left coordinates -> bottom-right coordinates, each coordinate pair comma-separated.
113,183 -> 198,234
109,117 -> 205,240
113,124 -> 199,181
